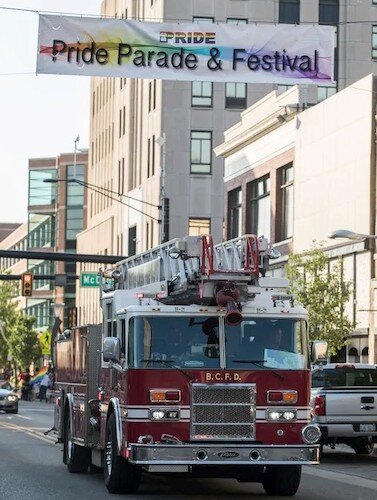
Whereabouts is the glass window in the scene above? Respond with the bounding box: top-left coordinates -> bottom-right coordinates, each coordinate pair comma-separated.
128,315 -> 221,369
225,318 -> 308,370
190,131 -> 212,174
227,18 -> 248,24
192,81 -> 213,107
279,0 -> 300,24
249,175 -> 271,238
277,84 -> 294,94
312,367 -> 377,388
317,85 -> 337,102
29,169 -> 57,206
193,16 -> 214,23
373,26 -> 377,59
189,218 -> 211,236
66,164 -> 85,242
229,188 -> 242,239
319,0 -> 339,25
28,213 -> 56,248
280,164 -> 294,240
128,226 -> 136,256
225,82 -> 247,109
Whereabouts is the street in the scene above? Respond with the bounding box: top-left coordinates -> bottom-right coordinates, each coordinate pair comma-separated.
0,401 -> 376,499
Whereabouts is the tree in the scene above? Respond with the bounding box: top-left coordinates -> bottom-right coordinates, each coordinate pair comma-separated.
8,314 -> 42,371
286,244 -> 353,355
0,277 -> 20,368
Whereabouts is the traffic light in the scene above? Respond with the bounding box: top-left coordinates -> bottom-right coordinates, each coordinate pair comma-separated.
21,273 -> 33,297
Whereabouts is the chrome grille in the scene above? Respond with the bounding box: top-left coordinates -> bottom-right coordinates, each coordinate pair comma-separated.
191,383 -> 256,441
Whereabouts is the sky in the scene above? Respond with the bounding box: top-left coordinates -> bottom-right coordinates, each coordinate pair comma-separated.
0,1 -> 102,224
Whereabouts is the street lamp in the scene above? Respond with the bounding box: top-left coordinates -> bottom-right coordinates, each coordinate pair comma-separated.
329,228 -> 377,364
328,229 -> 377,240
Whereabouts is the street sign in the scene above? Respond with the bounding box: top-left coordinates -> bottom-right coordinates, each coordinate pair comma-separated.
80,272 -> 101,288
38,331 -> 51,355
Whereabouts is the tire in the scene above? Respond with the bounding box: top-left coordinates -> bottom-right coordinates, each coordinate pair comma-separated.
352,439 -> 374,455
104,413 -> 141,494
8,407 -> 18,414
262,465 -> 302,497
63,412 -> 90,473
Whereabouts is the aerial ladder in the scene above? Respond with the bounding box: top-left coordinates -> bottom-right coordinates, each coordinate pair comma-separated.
100,235 -> 284,324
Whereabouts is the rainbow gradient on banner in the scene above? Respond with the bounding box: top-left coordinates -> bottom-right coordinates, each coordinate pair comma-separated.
30,366 -> 48,384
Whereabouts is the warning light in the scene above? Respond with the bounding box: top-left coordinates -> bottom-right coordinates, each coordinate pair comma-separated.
21,273 -> 33,297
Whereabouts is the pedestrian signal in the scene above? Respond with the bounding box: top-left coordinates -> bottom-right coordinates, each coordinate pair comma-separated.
21,273 -> 33,297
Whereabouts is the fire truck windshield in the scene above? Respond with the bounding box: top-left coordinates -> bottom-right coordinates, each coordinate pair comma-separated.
128,316 -> 221,369
127,316 -> 308,370
226,318 -> 308,370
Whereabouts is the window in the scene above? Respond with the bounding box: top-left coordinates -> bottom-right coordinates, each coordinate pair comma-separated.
229,188 -> 242,239
312,367 -> 377,388
249,175 -> 271,238
128,226 -> 136,256
319,0 -> 339,25
66,164 -> 85,241
128,315 -> 221,369
29,169 -> 57,206
227,18 -> 248,25
279,164 -> 294,240
193,16 -> 214,23
373,26 -> 377,59
189,218 -> 211,236
28,213 -> 56,248
190,131 -> 212,174
277,84 -> 294,94
225,82 -> 247,109
279,0 -> 300,24
192,81 -> 213,107
317,85 -> 337,102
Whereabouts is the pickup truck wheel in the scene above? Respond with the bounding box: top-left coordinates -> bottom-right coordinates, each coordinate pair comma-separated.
63,413 -> 90,473
352,440 -> 374,455
104,413 -> 141,494
262,465 -> 302,496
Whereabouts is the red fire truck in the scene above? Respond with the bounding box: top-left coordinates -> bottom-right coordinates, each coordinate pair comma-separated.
53,235 -> 326,496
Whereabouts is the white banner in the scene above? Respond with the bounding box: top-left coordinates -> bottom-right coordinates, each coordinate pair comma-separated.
37,15 -> 335,84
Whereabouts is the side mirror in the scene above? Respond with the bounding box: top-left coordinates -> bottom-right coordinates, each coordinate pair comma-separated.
103,337 -> 121,364
311,340 -> 328,364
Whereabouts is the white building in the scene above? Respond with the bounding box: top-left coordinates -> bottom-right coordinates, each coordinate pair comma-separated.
215,74 -> 377,363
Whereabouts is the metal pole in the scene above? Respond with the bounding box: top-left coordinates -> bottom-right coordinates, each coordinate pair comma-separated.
73,135 -> 79,178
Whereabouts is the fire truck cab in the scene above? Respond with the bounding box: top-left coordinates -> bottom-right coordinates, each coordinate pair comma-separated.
54,235 -> 325,496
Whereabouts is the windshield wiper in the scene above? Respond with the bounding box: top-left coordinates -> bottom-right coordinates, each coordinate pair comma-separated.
231,359 -> 285,380
139,359 -> 196,381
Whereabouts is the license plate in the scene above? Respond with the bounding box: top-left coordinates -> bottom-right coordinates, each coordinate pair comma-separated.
360,424 -> 376,432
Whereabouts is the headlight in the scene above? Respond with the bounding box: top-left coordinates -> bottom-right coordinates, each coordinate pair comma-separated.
302,424 -> 321,444
151,410 -> 165,420
149,408 -> 180,421
7,395 -> 17,402
266,409 -> 297,421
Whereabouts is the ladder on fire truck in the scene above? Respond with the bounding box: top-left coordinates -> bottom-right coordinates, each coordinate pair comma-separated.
101,235 -> 275,306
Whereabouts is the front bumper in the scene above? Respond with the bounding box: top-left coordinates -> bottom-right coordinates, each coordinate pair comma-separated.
129,443 -> 319,466
0,400 -> 18,411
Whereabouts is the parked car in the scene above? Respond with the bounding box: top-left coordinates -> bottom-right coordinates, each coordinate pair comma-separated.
0,383 -> 19,414
311,363 -> 377,455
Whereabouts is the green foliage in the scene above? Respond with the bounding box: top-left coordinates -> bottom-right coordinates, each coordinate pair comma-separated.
8,314 -> 42,370
0,273 -> 41,370
286,245 -> 353,355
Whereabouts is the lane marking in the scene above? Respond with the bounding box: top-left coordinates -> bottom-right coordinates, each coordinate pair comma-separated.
303,466 -> 377,490
0,421 -> 56,445
13,415 -> 32,420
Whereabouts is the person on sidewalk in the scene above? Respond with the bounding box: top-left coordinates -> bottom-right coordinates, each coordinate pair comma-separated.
39,371 -> 51,402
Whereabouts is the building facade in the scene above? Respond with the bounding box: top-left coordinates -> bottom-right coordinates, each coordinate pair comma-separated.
77,0 -> 377,323
0,152 -> 88,333
216,74 -> 377,363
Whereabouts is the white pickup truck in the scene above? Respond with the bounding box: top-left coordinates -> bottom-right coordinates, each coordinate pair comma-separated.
311,363 -> 377,455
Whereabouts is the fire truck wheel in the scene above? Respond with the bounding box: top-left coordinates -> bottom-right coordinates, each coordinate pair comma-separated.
63,413 -> 90,473
104,413 -> 141,494
262,465 -> 301,496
